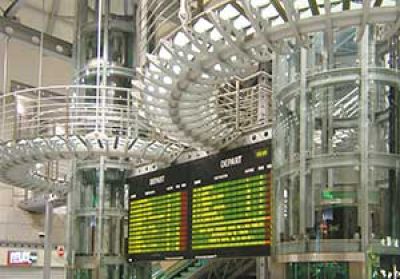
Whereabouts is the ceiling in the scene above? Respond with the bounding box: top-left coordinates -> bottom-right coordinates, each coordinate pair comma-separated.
0,0 -> 75,42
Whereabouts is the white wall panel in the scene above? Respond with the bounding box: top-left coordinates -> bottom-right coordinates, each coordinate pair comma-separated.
0,267 -> 64,279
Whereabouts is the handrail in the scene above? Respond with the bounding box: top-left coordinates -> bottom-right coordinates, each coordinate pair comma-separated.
0,84 -> 157,143
157,260 -> 195,279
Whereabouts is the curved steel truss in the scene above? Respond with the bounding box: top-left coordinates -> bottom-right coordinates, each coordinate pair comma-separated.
143,0 -> 399,148
1,1 -> 400,195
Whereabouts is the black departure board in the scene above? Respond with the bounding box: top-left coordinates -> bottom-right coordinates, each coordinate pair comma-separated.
127,140 -> 271,261
192,174 -> 271,251
128,192 -> 188,255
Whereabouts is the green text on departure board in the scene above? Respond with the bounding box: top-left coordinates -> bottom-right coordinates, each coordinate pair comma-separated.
192,174 -> 272,250
128,192 -> 188,254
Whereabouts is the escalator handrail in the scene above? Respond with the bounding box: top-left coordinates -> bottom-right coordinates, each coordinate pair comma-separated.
156,260 -> 195,279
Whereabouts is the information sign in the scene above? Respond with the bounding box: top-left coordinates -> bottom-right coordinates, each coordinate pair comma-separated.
128,141 -> 271,261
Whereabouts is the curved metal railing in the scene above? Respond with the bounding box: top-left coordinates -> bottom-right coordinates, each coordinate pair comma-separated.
0,84 -> 184,192
0,85 -> 154,141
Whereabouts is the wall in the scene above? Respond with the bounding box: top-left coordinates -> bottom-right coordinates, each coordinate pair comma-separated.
0,182 -> 65,244
0,35 -> 72,245
0,247 -> 65,267
0,35 -> 72,89
0,246 -> 65,279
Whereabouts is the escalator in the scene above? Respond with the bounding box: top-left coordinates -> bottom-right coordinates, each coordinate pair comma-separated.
154,260 -> 209,279
153,258 -> 256,279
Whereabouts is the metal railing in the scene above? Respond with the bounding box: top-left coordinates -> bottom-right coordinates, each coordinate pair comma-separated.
155,260 -> 210,279
0,85 -> 156,143
138,0 -> 181,65
216,72 -> 272,134
0,84 -> 184,192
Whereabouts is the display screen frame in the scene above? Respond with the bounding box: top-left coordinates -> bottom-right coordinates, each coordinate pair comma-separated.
127,140 -> 272,262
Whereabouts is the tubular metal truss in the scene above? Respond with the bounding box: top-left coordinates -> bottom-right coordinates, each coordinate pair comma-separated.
0,85 -> 184,193
143,0 -> 399,149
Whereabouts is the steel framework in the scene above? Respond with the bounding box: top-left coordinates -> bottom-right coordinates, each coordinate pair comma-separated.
0,1 -> 399,278
0,84 -> 184,194
141,1 -> 400,278
143,0 -> 399,149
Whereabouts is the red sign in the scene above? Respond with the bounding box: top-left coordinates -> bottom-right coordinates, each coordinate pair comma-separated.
56,246 -> 64,257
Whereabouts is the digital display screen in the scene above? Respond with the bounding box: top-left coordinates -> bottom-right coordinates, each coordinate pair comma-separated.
128,192 -> 188,255
192,174 -> 271,250
127,141 -> 271,261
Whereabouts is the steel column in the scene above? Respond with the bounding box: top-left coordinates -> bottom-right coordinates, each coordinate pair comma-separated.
1,36 -> 9,140
96,156 -> 105,279
135,262 -> 152,279
65,160 -> 76,279
256,257 -> 269,279
299,48 -> 308,236
359,25 -> 370,278
43,196 -> 54,279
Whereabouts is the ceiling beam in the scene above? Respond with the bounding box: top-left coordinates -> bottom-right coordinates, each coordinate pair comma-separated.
309,0 -> 320,15
46,0 -> 61,35
343,0 -> 350,10
4,0 -> 27,18
270,0 -> 288,22
282,0 -> 307,46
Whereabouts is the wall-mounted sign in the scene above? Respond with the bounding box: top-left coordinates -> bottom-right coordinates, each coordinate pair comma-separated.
7,251 -> 38,267
56,246 -> 65,257
127,141 -> 272,261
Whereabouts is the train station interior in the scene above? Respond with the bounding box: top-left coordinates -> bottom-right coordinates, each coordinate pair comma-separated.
0,0 -> 399,278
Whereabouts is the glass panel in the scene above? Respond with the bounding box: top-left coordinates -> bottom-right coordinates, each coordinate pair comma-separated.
287,262 -> 350,279
276,42 -> 301,88
370,168 -> 400,241
277,176 -> 301,242
275,96 -> 300,166
333,27 -> 358,69
310,83 -> 360,155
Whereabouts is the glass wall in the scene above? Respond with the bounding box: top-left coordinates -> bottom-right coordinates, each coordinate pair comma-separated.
68,162 -> 129,279
274,25 -> 400,260
287,262 -> 349,279
73,0 -> 136,137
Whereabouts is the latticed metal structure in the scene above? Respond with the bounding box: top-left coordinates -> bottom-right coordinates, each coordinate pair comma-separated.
143,0 -> 400,278
0,84 -> 182,191
0,0 -> 400,278
0,1 -> 183,278
0,0 -> 270,278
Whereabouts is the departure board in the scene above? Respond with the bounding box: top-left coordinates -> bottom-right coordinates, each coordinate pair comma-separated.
192,174 -> 271,251
128,166 -> 190,261
127,140 -> 271,261
128,192 -> 188,255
